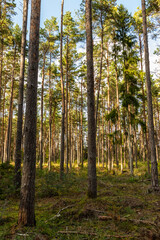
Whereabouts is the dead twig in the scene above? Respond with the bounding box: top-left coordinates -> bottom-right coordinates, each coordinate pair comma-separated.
58,231 -> 97,236
45,204 -> 75,222
58,230 -> 132,238
98,215 -> 156,226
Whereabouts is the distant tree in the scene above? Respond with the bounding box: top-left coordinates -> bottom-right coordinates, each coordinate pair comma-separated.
18,0 -> 41,226
85,0 -> 97,198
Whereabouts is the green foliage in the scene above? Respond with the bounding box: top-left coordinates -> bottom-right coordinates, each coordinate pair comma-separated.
106,108 -> 118,123
122,94 -> 139,108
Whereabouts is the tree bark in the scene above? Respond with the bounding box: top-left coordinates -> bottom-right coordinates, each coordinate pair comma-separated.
3,47 -> 16,163
14,0 -> 29,189
85,0 -> 97,198
18,0 -> 41,226
40,54 -> 46,169
60,0 -> 65,179
141,0 -> 159,189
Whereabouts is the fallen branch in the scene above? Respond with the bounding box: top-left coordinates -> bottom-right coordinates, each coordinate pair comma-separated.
45,204 -> 75,222
58,230 -> 131,238
98,215 -> 156,226
58,231 -> 97,236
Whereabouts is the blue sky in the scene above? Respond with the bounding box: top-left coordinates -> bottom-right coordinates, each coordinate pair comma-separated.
14,0 -> 142,28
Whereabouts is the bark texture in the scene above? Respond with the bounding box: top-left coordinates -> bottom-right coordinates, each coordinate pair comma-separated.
85,0 -> 97,198
141,0 -> 159,188
18,0 -> 41,226
14,0 -> 29,189
60,0 -> 65,179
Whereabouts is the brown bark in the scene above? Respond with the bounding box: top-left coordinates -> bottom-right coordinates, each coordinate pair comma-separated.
96,11 -> 103,126
139,33 -> 150,173
106,45 -> 111,171
141,0 -> 159,189
85,0 -> 97,198
60,0 -> 65,179
14,0 -> 29,188
65,35 -> 69,173
40,54 -> 46,169
18,0 -> 41,226
3,47 -> 16,163
48,53 -> 52,170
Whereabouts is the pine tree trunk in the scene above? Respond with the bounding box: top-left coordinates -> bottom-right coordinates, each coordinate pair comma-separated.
49,53 -> 52,169
96,11 -> 103,126
141,0 -> 159,189
18,0 -> 41,226
1,77 -> 6,163
106,45 -> 111,171
40,54 -> 46,169
4,47 -> 16,163
60,0 -> 65,179
14,0 -> 29,189
65,35 -> 69,173
139,33 -> 150,173
80,79 -> 83,167
85,0 -> 97,198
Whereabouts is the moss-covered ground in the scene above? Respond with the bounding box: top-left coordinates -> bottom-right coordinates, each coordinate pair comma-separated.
1,162 -> 160,239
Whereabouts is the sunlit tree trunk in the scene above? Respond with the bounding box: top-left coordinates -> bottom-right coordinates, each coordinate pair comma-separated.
142,0 -> 159,189
4,47 -> 16,163
14,0 -> 29,189
40,54 -> 46,169
139,33 -> 150,173
86,0 -> 97,198
18,0 -> 41,226
60,0 -> 65,179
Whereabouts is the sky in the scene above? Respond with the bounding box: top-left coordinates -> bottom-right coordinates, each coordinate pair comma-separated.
14,0 -> 142,28
14,0 -> 158,76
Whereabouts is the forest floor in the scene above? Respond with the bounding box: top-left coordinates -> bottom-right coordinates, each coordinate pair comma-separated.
1,162 -> 160,240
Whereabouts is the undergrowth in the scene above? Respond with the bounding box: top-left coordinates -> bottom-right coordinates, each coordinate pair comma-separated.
0,162 -> 160,240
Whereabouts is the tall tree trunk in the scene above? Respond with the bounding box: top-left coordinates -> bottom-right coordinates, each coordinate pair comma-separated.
0,39 -> 3,160
106,45 -> 111,171
65,35 -> 69,173
96,11 -> 103,126
80,79 -> 83,167
14,0 -> 29,189
85,0 -> 97,198
1,77 -> 6,163
3,47 -> 16,163
60,0 -> 65,179
48,53 -> 52,170
139,33 -> 150,173
141,0 -> 159,189
18,0 -> 41,226
40,54 -> 46,169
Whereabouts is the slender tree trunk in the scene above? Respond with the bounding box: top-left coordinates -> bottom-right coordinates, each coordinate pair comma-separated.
48,53 -> 52,170
139,33 -> 150,173
141,0 -> 159,189
60,0 -> 65,179
106,45 -> 111,171
14,0 -> 29,189
0,39 -> 3,160
4,47 -> 16,163
1,77 -> 6,163
85,0 -> 97,198
65,35 -> 69,173
40,54 -> 46,169
96,11 -> 103,126
18,0 -> 41,226
80,78 -> 83,167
